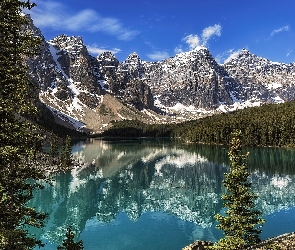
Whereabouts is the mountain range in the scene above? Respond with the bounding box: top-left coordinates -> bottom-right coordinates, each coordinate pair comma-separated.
26,15 -> 295,134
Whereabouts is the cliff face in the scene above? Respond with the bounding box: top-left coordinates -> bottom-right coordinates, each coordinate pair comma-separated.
100,52 -> 154,110
25,15 -> 295,132
141,47 -> 233,109
47,34 -> 103,108
223,49 -> 295,103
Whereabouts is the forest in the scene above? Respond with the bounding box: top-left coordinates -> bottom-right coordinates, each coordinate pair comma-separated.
102,100 -> 295,147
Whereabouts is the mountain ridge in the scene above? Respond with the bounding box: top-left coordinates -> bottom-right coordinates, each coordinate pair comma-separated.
26,15 -> 295,134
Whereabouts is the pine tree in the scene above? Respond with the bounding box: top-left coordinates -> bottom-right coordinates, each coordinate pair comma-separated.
57,226 -> 84,250
59,135 -> 73,170
0,0 -> 48,249
50,133 -> 59,158
211,130 -> 264,249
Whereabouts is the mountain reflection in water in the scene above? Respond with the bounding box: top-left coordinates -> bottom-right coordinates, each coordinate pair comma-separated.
29,138 -> 295,250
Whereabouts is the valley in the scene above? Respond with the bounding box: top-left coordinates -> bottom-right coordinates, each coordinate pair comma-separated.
26,15 -> 295,134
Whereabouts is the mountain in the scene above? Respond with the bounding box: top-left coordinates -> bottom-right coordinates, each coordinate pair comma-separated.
224,49 -> 295,106
26,15 -> 295,134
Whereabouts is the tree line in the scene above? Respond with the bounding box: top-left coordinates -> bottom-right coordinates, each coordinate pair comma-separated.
173,101 -> 295,147
102,100 -> 295,148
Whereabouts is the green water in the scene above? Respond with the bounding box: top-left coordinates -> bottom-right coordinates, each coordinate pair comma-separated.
30,138 -> 295,249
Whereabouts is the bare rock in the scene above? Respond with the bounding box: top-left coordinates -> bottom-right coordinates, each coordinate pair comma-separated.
182,240 -> 213,250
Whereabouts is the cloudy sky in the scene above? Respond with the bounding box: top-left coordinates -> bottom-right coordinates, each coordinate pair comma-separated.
25,0 -> 295,63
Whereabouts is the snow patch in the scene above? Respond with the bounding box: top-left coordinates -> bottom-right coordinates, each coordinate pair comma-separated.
45,104 -> 85,131
142,109 -> 160,120
273,96 -> 284,103
271,176 -> 291,189
117,113 -> 126,120
267,82 -> 282,90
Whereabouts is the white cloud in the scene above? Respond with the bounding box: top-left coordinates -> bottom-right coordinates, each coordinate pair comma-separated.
182,34 -> 201,50
215,48 -> 246,64
201,24 -> 222,46
215,49 -> 233,64
86,44 -> 121,56
286,49 -> 293,57
25,0 -> 139,41
24,0 -> 65,28
181,24 -> 222,50
224,49 -> 243,63
271,25 -> 290,36
174,45 -> 183,54
65,9 -> 97,31
118,30 -> 140,41
147,51 -> 170,61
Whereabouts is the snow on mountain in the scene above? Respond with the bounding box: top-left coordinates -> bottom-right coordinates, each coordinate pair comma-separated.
26,15 -> 295,133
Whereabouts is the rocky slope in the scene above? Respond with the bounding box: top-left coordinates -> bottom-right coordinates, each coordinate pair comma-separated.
224,49 -> 295,105
26,15 -> 295,133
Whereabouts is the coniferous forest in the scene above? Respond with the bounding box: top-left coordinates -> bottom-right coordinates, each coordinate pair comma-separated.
102,100 -> 295,147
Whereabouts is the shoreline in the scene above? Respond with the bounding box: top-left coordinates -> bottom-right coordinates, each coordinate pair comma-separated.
182,232 -> 295,250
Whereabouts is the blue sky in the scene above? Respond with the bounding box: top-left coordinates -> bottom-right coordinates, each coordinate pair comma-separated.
25,0 -> 295,63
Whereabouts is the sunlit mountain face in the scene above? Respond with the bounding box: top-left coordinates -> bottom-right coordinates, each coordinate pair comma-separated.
29,139 -> 295,249
26,15 -> 295,134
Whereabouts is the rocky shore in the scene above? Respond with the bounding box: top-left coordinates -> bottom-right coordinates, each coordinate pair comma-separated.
183,232 -> 295,250
182,240 -> 213,250
247,232 -> 295,250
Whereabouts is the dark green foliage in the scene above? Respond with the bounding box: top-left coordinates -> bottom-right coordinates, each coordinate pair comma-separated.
211,131 -> 264,249
36,103 -> 87,138
102,101 -> 295,147
57,226 -> 84,250
0,0 -> 49,248
173,101 -> 295,147
50,133 -> 59,158
101,119 -> 173,137
59,135 -> 73,170
47,134 -> 74,172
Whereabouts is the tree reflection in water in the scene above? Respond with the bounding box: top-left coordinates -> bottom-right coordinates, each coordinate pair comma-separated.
29,138 -> 295,249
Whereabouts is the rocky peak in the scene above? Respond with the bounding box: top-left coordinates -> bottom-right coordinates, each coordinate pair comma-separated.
26,15 -> 295,132
97,51 -> 118,63
48,34 -> 101,93
121,52 -> 144,74
225,49 -> 269,67
239,48 -> 251,55
223,50 -> 295,104
25,15 -> 69,93
115,52 -> 145,82
49,34 -> 84,53
142,47 -> 232,110
125,52 -> 141,64
97,51 -> 119,76
24,14 -> 43,38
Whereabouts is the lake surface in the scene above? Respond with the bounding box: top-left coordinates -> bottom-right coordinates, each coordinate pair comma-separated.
30,138 -> 295,250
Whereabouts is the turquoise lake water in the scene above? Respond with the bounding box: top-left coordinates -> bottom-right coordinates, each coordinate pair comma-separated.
29,138 -> 295,249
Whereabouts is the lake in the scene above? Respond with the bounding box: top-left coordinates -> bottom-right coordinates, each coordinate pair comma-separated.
29,138 -> 295,250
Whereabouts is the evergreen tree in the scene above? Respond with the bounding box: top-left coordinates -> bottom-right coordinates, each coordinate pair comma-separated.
211,130 -> 264,249
59,135 -> 73,170
0,0 -> 48,249
50,133 -> 59,158
57,226 -> 84,250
